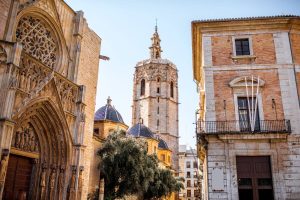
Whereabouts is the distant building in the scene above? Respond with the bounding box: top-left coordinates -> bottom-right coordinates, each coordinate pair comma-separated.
192,15 -> 300,200
178,145 -> 199,200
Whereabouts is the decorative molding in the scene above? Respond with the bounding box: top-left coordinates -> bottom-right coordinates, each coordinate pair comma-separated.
229,76 -> 265,88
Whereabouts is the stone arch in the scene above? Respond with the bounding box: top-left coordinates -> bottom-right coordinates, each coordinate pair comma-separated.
229,76 -> 265,88
7,97 -> 73,200
13,8 -> 67,73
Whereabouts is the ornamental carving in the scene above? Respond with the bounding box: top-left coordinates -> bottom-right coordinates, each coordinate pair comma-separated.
18,55 -> 51,93
55,77 -> 78,114
16,16 -> 58,69
0,46 -> 7,63
12,125 -> 39,153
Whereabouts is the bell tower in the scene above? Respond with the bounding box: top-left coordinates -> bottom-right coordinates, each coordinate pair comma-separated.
132,25 -> 179,171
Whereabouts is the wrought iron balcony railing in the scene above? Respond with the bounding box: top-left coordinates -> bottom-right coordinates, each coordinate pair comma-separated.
197,120 -> 291,134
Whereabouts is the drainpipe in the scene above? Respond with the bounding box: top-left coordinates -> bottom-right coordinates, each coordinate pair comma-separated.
288,22 -> 300,109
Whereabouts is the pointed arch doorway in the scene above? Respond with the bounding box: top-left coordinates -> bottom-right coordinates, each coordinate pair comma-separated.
3,99 -> 72,200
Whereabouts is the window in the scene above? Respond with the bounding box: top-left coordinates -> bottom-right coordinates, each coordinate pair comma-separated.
193,161 -> 198,168
186,161 -> 191,168
170,81 -> 174,98
157,97 -> 160,102
193,171 -> 197,178
187,180 -> 191,187
238,97 -> 260,131
157,120 -> 159,127
194,189 -> 199,197
154,146 -> 157,153
235,38 -> 250,56
140,79 -> 145,96
157,77 -> 160,82
186,172 -> 191,178
161,154 -> 166,161
93,128 -> 99,136
157,87 -> 160,94
168,156 -> 171,162
187,190 -> 191,197
194,180 -> 198,187
157,107 -> 159,114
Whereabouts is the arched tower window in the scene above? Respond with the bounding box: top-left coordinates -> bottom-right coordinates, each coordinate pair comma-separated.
157,77 -> 160,82
170,81 -> 174,98
140,79 -> 145,96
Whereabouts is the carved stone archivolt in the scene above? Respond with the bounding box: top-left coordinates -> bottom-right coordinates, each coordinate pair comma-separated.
16,16 -> 58,69
12,124 -> 39,153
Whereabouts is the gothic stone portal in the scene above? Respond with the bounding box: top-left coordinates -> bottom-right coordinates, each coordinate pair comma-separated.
2,100 -> 73,200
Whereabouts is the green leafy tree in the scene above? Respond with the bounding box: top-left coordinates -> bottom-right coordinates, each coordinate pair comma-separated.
97,130 -> 183,200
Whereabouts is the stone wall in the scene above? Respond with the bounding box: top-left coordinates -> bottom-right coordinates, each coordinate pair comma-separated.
0,0 -> 10,39
76,22 -> 101,198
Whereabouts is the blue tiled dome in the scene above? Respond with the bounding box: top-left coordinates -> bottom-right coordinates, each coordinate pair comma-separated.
94,97 -> 124,123
127,123 -> 155,139
158,138 -> 169,150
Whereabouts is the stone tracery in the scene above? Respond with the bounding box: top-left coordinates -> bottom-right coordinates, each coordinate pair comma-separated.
0,46 -> 7,64
16,16 -> 58,69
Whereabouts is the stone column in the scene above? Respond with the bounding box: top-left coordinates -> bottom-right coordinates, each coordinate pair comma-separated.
98,178 -> 104,200
0,42 -> 22,199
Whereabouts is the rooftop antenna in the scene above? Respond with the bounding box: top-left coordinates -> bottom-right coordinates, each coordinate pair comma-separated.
155,18 -> 158,32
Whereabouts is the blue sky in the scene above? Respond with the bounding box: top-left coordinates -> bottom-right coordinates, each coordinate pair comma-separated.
65,0 -> 300,148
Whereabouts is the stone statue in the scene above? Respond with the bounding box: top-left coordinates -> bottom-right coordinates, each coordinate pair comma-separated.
19,131 -> 25,149
68,167 -> 76,200
0,153 -> 9,194
40,166 -> 47,200
58,168 -> 64,200
15,131 -> 21,148
19,71 -> 25,89
49,168 -> 56,200
0,154 -> 8,180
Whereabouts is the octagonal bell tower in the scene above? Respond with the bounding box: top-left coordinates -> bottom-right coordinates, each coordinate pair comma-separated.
132,26 -> 179,171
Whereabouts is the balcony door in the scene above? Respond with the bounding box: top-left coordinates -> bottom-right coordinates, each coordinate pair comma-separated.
237,156 -> 274,200
238,97 -> 260,132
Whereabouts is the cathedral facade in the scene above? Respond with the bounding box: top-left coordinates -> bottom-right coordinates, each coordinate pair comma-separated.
131,26 -> 179,171
0,0 -> 101,199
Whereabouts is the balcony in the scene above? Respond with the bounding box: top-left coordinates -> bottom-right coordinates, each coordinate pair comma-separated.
197,120 -> 291,135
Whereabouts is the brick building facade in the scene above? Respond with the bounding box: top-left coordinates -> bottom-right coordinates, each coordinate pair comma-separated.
192,16 -> 300,200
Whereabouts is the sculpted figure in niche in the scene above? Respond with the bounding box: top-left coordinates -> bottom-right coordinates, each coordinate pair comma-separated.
19,71 -> 26,89
15,131 -> 21,148
68,167 -> 76,200
58,167 -> 65,200
40,167 -> 46,199
19,131 -> 25,149
49,167 -> 56,200
0,151 -> 9,194
0,154 -> 8,181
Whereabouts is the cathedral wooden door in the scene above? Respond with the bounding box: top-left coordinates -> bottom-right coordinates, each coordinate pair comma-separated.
3,154 -> 33,200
